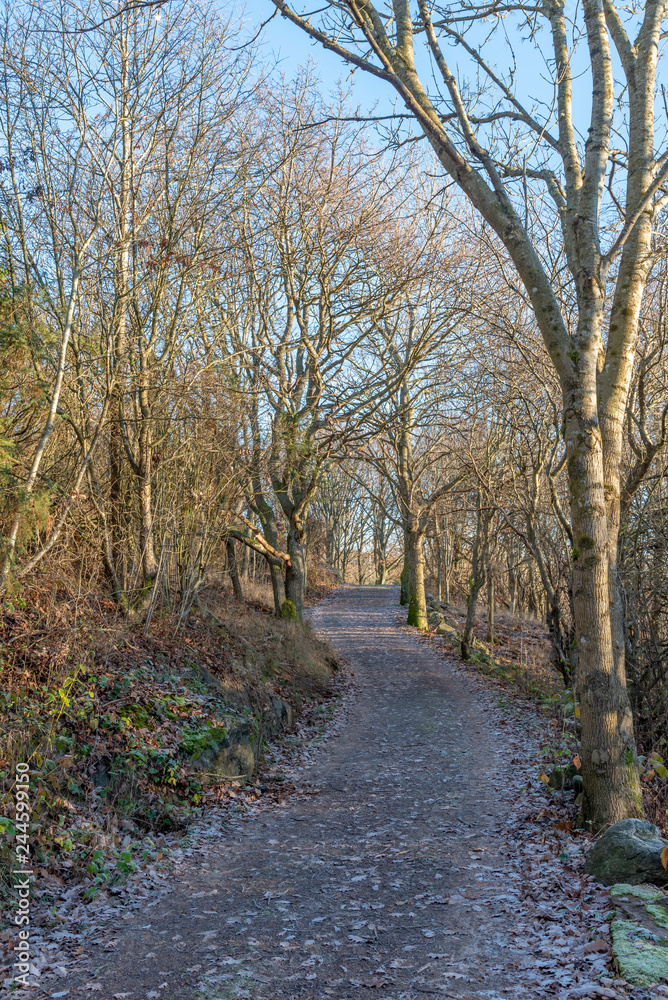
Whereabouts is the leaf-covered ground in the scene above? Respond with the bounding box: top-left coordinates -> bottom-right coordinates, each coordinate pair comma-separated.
0,584 -> 339,973
6,585 -> 668,999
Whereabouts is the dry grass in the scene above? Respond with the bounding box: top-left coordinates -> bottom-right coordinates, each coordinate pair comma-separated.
436,602 -> 562,701
194,585 -> 338,704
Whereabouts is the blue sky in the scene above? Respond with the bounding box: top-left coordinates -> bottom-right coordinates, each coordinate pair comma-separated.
252,3 -> 596,145
257,5 -> 394,114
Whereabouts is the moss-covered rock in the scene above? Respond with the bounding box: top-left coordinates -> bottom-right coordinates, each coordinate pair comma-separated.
184,714 -> 255,783
610,884 -> 668,986
585,819 -> 668,886
180,719 -> 228,757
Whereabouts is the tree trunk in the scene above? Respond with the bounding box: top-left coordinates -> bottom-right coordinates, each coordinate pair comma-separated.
324,514 -> 335,570
435,514 -> 442,602
230,531 -> 286,617
564,372 -> 643,829
443,529 -> 451,605
286,520 -> 306,620
486,567 -> 495,645
461,501 -> 487,660
138,429 -> 157,590
107,37 -> 131,606
258,508 -> 285,614
462,575 -> 485,661
405,526 -> 427,629
226,539 -> 243,602
374,521 -> 388,584
546,588 -> 574,687
528,557 -> 545,619
240,541 -> 249,582
269,559 -> 286,616
399,528 -> 409,605
109,397 -> 126,595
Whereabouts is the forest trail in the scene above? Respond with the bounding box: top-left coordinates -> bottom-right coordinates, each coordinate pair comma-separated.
64,586 -> 549,999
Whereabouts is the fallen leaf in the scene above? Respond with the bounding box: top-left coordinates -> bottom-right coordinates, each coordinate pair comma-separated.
555,819 -> 573,832
661,846 -> 668,871
583,938 -> 609,954
350,979 -> 392,988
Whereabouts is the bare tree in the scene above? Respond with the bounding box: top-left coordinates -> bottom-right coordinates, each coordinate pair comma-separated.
269,0 -> 668,827
216,82 -> 424,618
0,0 -> 256,611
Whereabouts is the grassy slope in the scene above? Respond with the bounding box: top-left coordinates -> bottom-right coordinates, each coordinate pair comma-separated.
0,581 -> 339,912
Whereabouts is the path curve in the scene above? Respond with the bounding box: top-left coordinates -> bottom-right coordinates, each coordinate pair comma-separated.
68,585 -> 531,1000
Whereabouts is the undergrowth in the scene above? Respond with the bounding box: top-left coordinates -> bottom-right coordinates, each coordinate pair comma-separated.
0,579 -> 338,914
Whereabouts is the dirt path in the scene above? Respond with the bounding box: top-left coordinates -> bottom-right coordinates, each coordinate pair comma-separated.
53,586 -> 615,1000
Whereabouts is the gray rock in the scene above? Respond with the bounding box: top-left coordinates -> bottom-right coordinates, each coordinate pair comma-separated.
262,696 -> 294,736
585,819 -> 668,886
188,715 -> 255,783
270,695 -> 293,732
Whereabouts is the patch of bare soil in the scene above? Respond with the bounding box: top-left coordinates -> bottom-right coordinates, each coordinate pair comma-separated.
9,586 -> 668,1000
